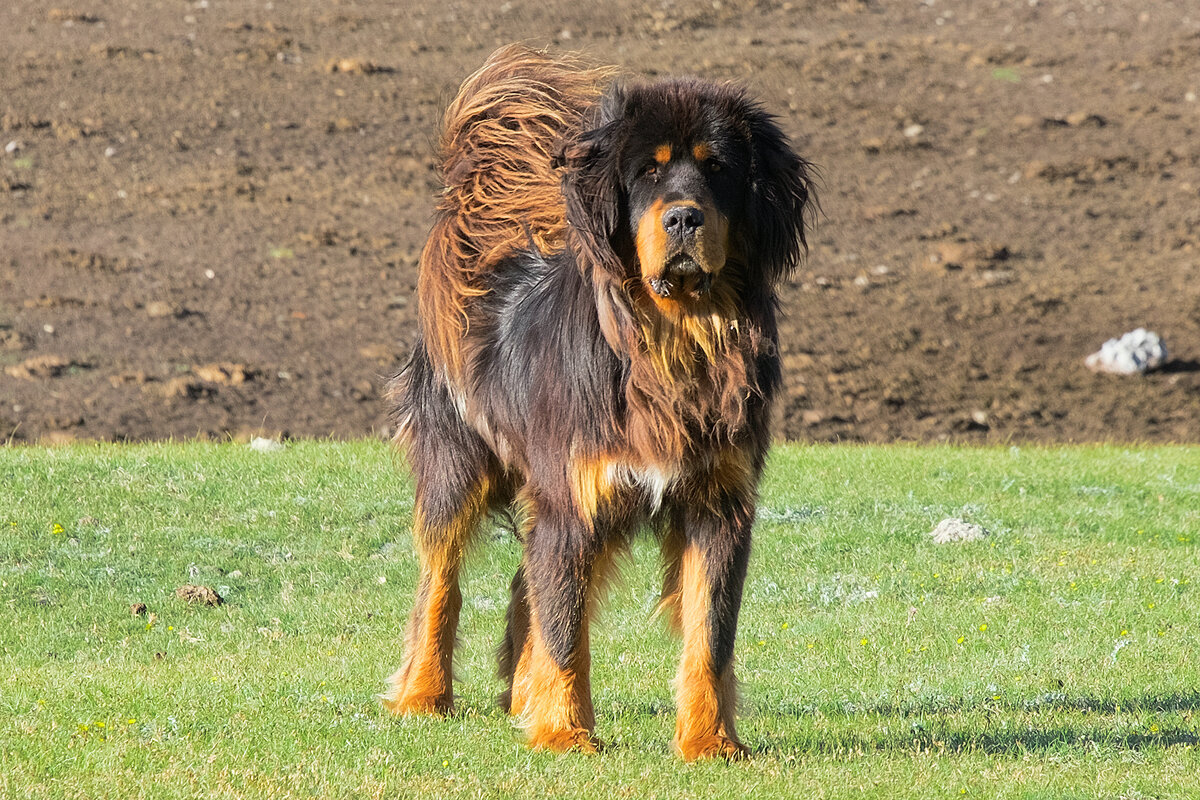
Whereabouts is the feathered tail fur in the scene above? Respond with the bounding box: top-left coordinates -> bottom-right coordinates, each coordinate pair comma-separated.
418,45 -> 617,379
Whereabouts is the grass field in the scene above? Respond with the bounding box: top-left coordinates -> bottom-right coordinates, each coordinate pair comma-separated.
2,442 -> 1199,799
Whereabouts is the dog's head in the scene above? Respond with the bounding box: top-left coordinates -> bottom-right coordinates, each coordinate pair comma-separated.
560,78 -> 815,308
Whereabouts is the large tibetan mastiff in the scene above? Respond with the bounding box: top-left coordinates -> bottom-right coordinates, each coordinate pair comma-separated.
382,45 -> 814,760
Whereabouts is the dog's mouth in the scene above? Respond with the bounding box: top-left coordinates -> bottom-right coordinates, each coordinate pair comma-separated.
646,254 -> 714,300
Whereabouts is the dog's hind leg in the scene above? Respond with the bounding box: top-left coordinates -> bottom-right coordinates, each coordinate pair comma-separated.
382,354 -> 499,716
496,565 -> 531,715
382,452 -> 493,716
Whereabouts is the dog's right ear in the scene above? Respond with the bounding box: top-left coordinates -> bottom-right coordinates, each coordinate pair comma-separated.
556,85 -> 628,279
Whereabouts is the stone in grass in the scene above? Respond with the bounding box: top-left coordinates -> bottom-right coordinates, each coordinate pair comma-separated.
176,584 -> 224,606
1084,328 -> 1167,375
249,436 -> 285,453
930,518 -> 989,544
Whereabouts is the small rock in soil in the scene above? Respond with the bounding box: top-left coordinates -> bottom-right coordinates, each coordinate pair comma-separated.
249,436 -> 285,452
144,301 -> 179,318
975,269 -> 1016,288
1085,328 -> 1167,374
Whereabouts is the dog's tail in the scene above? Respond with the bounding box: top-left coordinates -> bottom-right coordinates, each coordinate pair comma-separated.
419,45 -> 616,378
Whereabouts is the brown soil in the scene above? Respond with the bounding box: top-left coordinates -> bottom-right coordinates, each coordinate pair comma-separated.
3,1 -> 1199,444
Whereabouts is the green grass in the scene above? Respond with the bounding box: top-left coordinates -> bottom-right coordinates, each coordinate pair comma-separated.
2,442 -> 1199,799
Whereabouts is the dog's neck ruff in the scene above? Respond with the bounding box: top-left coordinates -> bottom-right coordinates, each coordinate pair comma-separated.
616,278 -> 769,464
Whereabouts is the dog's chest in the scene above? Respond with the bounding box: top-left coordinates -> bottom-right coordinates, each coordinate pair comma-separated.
599,443 -> 747,514
604,461 -> 678,511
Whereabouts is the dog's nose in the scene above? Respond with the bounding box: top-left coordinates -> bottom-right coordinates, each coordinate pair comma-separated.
662,205 -> 704,236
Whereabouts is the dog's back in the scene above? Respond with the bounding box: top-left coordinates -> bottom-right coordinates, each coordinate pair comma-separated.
418,45 -> 614,381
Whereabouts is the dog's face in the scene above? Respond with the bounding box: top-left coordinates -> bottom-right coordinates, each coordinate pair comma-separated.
622,130 -> 737,301
562,78 -> 814,307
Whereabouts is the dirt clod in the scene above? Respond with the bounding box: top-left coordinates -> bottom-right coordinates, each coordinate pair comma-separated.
325,58 -> 388,75
142,377 -> 213,400
5,355 -> 76,380
192,363 -> 251,385
175,585 -> 224,606
924,241 -> 1011,272
1,329 -> 32,352
47,9 -> 101,23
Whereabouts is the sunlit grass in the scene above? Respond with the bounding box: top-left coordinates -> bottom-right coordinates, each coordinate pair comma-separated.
2,442 -> 1198,798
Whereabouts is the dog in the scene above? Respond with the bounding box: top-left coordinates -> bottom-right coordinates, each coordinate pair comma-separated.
381,45 -> 814,760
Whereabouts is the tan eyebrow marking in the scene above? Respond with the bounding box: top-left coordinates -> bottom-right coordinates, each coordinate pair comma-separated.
692,142 -> 713,162
654,143 -> 672,164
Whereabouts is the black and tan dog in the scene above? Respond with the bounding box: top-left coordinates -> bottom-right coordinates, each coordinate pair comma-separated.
382,45 -> 814,760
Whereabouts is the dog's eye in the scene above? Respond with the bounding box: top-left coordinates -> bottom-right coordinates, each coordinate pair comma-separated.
641,164 -> 659,178
706,160 -> 722,174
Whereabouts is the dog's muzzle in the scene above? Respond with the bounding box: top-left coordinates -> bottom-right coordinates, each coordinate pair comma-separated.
648,255 -> 714,299
638,199 -> 728,300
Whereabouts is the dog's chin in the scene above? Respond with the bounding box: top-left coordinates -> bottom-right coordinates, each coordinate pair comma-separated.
646,256 -> 715,301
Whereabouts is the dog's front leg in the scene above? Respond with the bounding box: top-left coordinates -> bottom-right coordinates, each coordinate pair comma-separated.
516,504 -> 602,753
671,505 -> 753,761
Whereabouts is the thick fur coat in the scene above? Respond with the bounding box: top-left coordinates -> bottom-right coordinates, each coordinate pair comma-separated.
381,45 -> 814,760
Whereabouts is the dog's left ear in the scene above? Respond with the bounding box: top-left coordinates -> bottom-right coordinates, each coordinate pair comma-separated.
744,107 -> 816,282
556,86 -> 628,279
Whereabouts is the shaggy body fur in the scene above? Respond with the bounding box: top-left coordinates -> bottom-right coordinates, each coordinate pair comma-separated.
381,45 -> 814,760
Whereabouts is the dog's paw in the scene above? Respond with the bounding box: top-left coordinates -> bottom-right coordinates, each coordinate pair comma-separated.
673,734 -> 750,762
380,688 -> 453,717
528,727 -> 600,754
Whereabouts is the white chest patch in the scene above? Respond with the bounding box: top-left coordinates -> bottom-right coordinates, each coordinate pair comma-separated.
605,462 -> 678,512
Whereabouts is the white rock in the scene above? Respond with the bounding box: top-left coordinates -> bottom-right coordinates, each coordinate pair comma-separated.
930,518 -> 989,544
249,437 -> 285,453
5,140 -> 21,154
1084,328 -> 1167,375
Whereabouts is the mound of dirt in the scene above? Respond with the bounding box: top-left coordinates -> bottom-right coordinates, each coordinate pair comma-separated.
2,1 -> 1198,444
176,585 -> 224,607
